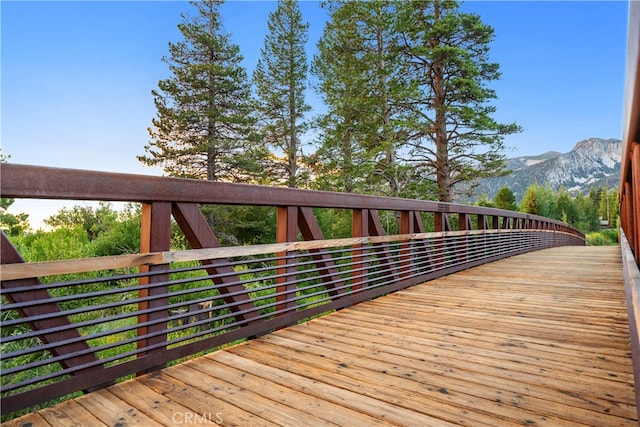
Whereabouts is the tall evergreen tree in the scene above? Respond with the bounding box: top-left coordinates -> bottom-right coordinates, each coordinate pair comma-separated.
556,187 -> 578,224
253,0 -> 310,188
494,186 -> 517,211
396,0 -> 521,202
312,1 -> 368,193
312,1 -> 418,197
520,185 -> 539,216
139,0 -> 263,182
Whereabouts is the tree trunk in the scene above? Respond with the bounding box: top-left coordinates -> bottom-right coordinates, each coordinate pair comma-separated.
288,23 -> 297,189
376,17 -> 398,197
288,91 -> 297,188
432,0 -> 452,203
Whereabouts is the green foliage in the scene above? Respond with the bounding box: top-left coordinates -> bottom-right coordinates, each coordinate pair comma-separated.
312,1 -> 403,196
253,0 -> 311,188
4,201 -> 142,293
12,227 -> 92,262
474,194 -> 494,208
0,198 -> 29,237
91,205 -> 142,256
574,192 -> 602,232
200,205 -> 276,246
313,208 -> 352,239
139,0 -> 264,182
597,183 -> 619,227
493,187 -> 516,211
41,202 -> 141,257
44,202 -> 118,240
555,188 -> 578,224
586,229 -> 619,246
519,184 -> 556,219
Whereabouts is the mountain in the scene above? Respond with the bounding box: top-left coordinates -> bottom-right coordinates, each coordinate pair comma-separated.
505,151 -> 563,171
467,137 -> 621,202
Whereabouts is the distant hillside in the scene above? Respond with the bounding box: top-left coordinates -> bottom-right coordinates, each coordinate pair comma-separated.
467,137 -> 621,202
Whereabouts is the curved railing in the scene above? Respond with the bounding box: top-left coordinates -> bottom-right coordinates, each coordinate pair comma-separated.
0,163 -> 584,416
619,0 -> 640,418
621,1 -> 640,264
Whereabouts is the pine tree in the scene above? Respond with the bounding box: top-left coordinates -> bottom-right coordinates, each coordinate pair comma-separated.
396,0 -> 521,202
556,187 -> 578,224
312,1 -> 418,197
253,0 -> 310,188
139,0 -> 263,182
520,185 -> 539,215
311,1 -> 368,193
494,186 -> 517,211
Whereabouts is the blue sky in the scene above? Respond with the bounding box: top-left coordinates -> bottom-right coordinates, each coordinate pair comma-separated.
1,1 -> 631,226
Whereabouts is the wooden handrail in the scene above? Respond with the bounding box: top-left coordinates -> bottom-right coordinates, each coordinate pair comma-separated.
0,162 -> 580,228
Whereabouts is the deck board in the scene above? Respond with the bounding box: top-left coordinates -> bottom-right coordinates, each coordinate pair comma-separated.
4,246 -> 637,426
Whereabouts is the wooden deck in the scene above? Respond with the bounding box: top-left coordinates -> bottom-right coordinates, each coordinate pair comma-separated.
5,246 -> 637,426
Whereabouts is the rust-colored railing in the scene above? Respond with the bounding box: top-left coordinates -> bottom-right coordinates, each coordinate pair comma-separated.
621,1 -> 640,264
619,0 -> 640,419
0,163 -> 584,416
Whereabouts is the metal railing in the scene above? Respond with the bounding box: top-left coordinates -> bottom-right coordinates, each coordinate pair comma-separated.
619,0 -> 640,419
0,163 -> 584,416
621,0 -> 640,264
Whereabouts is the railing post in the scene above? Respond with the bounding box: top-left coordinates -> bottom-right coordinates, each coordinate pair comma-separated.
137,202 -> 171,372
624,182 -> 635,255
276,206 -> 298,315
476,214 -> 488,261
492,215 -> 500,230
477,214 -> 487,231
399,211 -> 414,278
352,209 -> 368,291
458,213 -> 471,263
434,211 -> 450,267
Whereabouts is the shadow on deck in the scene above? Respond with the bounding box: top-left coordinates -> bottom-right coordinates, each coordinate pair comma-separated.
4,246 -> 636,427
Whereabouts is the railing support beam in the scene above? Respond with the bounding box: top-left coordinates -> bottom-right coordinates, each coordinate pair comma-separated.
137,202 -> 171,371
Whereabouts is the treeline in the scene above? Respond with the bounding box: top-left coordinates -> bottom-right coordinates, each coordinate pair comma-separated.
474,184 -> 619,244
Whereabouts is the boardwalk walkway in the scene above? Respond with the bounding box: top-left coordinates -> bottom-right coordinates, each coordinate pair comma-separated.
5,246 -> 637,426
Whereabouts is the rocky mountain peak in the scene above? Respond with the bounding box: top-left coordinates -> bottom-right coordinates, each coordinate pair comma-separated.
465,137 -> 621,203
573,137 -> 620,152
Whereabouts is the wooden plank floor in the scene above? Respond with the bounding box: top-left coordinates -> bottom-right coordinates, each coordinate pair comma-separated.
5,246 -> 637,426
